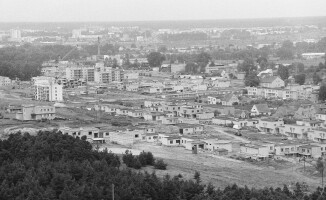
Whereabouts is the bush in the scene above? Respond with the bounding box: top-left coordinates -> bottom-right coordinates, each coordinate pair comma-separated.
154,159 -> 167,170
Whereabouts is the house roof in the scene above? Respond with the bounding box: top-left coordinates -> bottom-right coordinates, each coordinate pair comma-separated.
221,93 -> 236,102
261,76 -> 279,83
253,104 -> 270,113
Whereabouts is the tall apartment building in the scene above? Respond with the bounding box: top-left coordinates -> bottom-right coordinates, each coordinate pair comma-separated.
0,76 -> 11,86
32,76 -> 63,102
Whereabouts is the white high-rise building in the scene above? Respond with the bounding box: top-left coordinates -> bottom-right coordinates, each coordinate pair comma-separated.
32,76 -> 63,102
10,29 -> 21,40
72,29 -> 82,38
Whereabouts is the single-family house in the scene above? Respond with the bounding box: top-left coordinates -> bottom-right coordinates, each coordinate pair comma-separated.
307,128 -> 326,143
251,104 -> 271,116
260,76 -> 285,88
256,118 -> 284,134
204,139 -> 233,152
178,123 -> 204,135
279,123 -> 311,139
221,94 -> 239,106
298,145 -> 322,158
240,144 -> 269,158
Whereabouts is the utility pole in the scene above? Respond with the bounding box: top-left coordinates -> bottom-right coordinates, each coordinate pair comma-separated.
112,184 -> 115,200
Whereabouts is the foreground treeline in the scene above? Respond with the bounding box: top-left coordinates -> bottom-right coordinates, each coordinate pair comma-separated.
0,131 -> 326,200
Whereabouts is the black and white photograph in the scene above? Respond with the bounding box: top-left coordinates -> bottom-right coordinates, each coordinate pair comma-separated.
1,0 -> 326,199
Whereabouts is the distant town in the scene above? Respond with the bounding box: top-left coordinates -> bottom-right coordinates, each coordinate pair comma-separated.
2,18 -> 326,190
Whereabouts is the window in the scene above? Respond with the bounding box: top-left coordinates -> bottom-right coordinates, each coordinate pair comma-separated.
105,133 -> 109,136
89,132 -> 92,135
170,140 -> 173,144
281,148 -> 284,152
135,134 -> 139,138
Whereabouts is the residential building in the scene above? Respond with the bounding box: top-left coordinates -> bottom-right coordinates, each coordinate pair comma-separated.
279,123 -> 311,139
256,118 -> 284,134
240,144 -> 269,158
33,76 -> 63,102
16,105 -> 55,121
204,139 -> 233,152
260,76 -> 285,88
251,104 -> 271,116
0,76 -> 11,86
298,145 -> 322,158
221,94 -> 239,106
178,123 -> 204,135
307,128 -> 326,143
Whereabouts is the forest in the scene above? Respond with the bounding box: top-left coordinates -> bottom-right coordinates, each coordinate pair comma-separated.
0,43 -> 120,81
0,131 -> 325,199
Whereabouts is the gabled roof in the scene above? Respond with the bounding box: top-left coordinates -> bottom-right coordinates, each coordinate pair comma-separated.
253,104 -> 270,113
261,76 -> 280,83
222,93 -> 236,102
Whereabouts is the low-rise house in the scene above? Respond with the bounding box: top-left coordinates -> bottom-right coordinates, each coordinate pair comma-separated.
16,105 -> 55,121
256,118 -> 284,134
125,84 -> 140,92
221,94 -> 239,106
315,112 -> 326,121
298,145 -> 322,158
307,128 -> 326,143
212,116 -> 233,126
178,123 -> 204,135
251,104 -> 271,116
181,137 -> 205,150
297,120 -> 323,129
204,139 -> 233,152
115,108 -> 130,116
142,133 -> 158,143
143,112 -> 165,122
207,95 -> 224,104
6,105 -> 22,113
279,123 -> 311,139
260,76 -> 285,88
274,143 -> 301,156
127,110 -> 144,118
162,117 -> 179,125
234,109 -> 250,119
109,129 -> 143,145
59,127 -> 106,143
143,100 -> 163,108
294,104 -> 320,120
232,119 -> 257,129
240,144 -> 269,158
178,105 -> 203,118
196,112 -> 214,120
160,135 -> 181,146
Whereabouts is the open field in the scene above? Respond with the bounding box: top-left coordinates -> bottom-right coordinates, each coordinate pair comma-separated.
102,142 -> 322,190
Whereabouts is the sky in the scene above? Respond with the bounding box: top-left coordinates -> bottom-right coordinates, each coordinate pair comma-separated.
0,0 -> 326,22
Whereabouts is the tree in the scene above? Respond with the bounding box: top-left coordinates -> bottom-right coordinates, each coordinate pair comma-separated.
294,74 -> 306,85
313,72 -> 322,85
316,158 -> 325,188
277,64 -> 289,80
245,72 -> 260,87
319,85 -> 326,101
147,52 -> 165,68
238,58 -> 256,75
158,46 -> 168,53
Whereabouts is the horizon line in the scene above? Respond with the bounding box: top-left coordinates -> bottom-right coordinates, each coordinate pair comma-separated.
0,15 -> 326,24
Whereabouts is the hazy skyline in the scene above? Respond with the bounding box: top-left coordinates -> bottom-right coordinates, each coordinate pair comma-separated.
0,0 -> 326,22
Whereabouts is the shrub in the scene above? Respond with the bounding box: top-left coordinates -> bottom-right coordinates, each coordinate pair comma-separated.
154,159 -> 167,170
